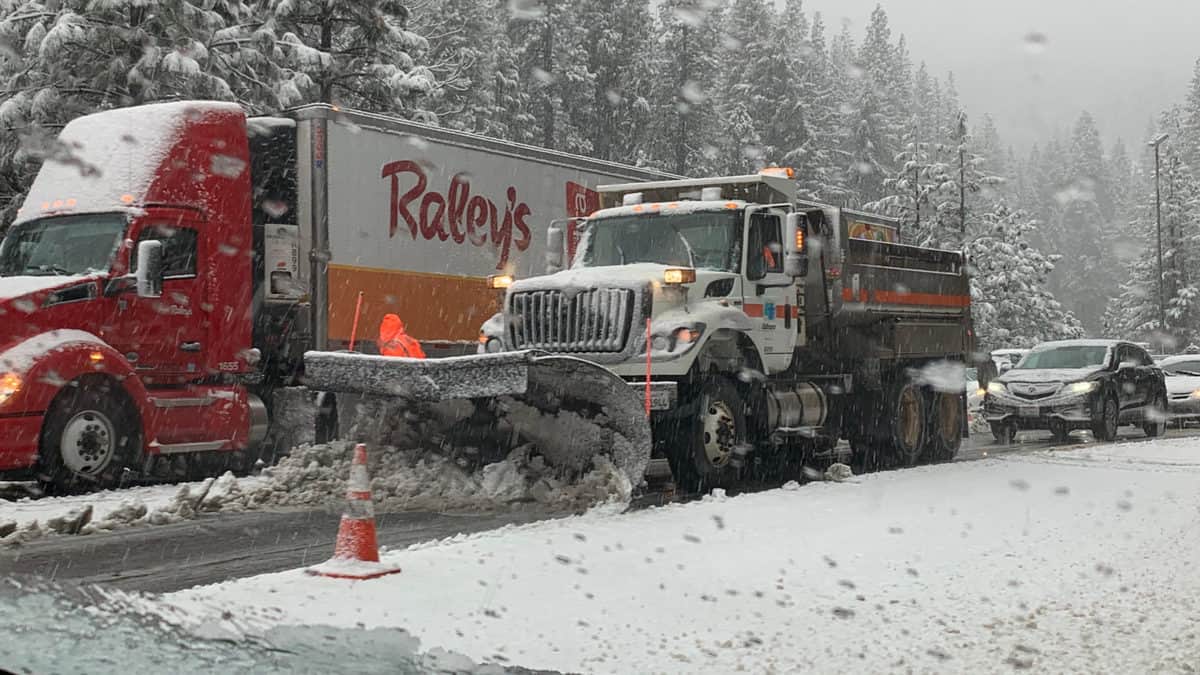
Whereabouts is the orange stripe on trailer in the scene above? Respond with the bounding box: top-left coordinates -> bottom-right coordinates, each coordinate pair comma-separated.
872,290 -> 971,308
744,304 -> 764,318
840,288 -> 868,303
328,265 -> 502,344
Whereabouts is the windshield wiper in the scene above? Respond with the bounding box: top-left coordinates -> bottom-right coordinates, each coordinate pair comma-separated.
23,264 -> 72,276
666,222 -> 697,269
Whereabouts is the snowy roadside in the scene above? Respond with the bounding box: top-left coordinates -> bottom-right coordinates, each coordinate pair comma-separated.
1,441 -> 631,546
162,438 -> 1200,674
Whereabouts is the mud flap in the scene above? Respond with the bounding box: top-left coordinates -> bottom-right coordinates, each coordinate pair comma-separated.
302,350 -> 652,487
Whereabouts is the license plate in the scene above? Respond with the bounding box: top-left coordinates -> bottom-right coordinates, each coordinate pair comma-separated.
1019,405 -> 1040,418
649,389 -> 672,411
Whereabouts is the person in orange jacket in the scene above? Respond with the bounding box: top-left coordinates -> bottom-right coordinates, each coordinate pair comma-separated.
378,313 -> 426,358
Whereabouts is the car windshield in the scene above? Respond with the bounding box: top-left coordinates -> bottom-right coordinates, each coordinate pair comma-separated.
0,214 -> 125,277
1163,361 -> 1200,375
580,211 -> 741,271
1015,345 -> 1109,370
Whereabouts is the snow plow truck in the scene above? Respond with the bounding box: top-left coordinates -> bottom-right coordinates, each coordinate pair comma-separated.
308,170 -> 980,489
0,101 -> 673,490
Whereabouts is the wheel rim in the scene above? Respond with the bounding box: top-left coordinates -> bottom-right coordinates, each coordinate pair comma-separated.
897,386 -> 922,451
937,394 -> 960,445
60,410 -> 116,476
701,397 -> 737,467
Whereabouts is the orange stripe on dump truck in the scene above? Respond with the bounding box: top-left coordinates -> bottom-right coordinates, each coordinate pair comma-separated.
328,264 -> 500,345
841,287 -> 969,308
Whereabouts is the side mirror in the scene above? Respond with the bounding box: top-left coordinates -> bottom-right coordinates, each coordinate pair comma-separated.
783,212 -> 808,278
546,225 -> 565,274
135,239 -> 164,298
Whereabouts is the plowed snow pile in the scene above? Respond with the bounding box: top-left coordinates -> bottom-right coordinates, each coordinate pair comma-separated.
230,441 -> 633,513
3,443 -> 631,546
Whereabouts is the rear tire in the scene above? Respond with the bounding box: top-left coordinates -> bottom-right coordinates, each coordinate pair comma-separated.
889,379 -> 927,467
38,379 -> 140,493
1143,394 -> 1167,438
928,391 -> 964,461
1092,396 -> 1119,442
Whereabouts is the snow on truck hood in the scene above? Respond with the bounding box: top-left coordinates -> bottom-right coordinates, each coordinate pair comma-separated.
509,263 -> 734,294
0,275 -> 97,301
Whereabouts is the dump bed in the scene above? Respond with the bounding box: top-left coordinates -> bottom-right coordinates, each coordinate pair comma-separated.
805,207 -> 972,360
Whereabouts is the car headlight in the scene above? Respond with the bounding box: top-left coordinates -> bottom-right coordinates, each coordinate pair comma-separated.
1190,388 -> 1200,400
975,387 -> 986,398
0,372 -> 21,405
1066,381 -> 1098,395
987,381 -> 1006,395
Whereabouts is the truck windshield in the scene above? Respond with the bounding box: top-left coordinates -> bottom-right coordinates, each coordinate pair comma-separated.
580,211 -> 741,272
0,214 -> 126,277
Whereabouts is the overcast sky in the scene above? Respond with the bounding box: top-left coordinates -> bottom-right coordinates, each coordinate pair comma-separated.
796,0 -> 1200,151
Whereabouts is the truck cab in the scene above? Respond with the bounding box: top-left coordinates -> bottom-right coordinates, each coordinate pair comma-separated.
0,102 -> 267,488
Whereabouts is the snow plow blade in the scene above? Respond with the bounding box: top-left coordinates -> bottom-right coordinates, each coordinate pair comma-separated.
303,350 -> 652,487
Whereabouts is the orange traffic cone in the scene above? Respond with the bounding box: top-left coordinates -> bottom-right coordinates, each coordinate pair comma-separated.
306,443 -> 402,580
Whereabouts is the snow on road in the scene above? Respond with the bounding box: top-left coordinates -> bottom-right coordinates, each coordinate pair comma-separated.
166,438 -> 1200,674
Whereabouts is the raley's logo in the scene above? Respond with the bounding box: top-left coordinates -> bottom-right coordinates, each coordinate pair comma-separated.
382,160 -> 533,269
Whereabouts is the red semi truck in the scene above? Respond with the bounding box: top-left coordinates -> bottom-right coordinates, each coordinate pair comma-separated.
0,101 -> 670,489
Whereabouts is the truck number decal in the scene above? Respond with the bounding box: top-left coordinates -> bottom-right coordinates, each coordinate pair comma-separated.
382,160 -> 533,270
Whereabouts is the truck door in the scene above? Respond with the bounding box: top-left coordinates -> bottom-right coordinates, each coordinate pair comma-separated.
744,207 -> 797,374
106,221 -> 208,377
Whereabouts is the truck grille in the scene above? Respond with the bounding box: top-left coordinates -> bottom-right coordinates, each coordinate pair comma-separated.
508,288 -> 635,353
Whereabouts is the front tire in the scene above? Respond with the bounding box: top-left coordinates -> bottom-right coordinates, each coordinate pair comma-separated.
1092,396 -> 1119,442
990,422 -> 1016,445
686,376 -> 747,490
38,379 -> 140,492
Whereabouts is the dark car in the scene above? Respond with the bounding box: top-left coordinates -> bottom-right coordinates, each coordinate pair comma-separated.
983,339 -> 1167,443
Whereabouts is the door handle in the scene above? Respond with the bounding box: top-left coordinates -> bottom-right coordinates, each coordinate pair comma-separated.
180,342 -> 202,352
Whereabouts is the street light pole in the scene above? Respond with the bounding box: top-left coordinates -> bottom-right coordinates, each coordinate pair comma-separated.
1149,133 -> 1169,333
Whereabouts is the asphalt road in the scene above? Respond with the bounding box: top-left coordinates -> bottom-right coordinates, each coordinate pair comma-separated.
4,427 -> 1197,594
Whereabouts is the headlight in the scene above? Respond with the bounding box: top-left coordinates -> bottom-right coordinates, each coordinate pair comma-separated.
1067,381 -> 1098,395
1190,388 -> 1200,400
0,372 -> 21,405
987,381 -> 1006,395
975,387 -> 986,398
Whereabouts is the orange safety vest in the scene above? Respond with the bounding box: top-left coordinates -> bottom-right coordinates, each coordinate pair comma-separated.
378,314 -> 426,358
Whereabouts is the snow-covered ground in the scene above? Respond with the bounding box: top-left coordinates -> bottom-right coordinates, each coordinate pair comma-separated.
163,438 -> 1200,673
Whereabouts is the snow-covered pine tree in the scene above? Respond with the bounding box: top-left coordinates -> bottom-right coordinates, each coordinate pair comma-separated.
0,0 -> 241,223
507,0 -> 595,154
838,5 -> 906,204
965,201 -> 1084,349
714,0 -> 801,170
220,0 -> 434,117
575,0 -> 654,163
416,0 -> 527,139
789,12 -> 848,202
644,0 -> 724,176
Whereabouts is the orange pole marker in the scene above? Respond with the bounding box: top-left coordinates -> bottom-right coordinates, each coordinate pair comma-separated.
348,291 -> 365,351
644,317 -> 653,417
